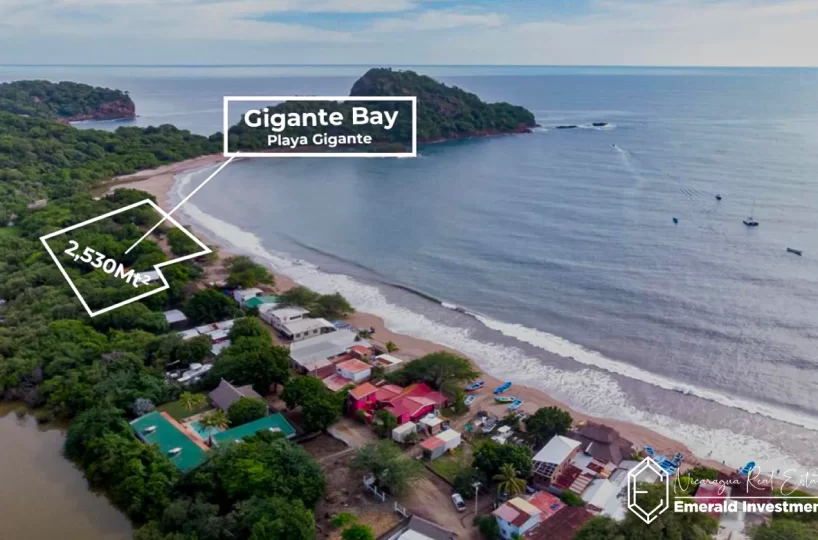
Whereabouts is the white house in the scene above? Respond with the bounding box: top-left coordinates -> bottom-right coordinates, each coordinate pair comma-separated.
289,330 -> 369,376
232,288 -> 263,305
392,421 -> 417,443
265,307 -> 310,333
279,317 -> 335,342
335,358 -> 372,382
372,354 -> 404,373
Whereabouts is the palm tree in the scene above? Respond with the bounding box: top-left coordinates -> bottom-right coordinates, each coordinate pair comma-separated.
180,392 -> 207,412
493,463 -> 527,497
385,341 -> 399,353
199,409 -> 229,446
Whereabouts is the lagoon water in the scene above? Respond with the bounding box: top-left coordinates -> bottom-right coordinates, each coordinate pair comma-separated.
0,405 -> 132,540
3,65 -> 818,474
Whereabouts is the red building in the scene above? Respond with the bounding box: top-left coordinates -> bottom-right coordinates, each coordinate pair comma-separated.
346,382 -> 447,424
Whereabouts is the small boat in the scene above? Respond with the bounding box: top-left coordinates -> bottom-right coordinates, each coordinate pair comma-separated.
508,399 -> 523,411
787,248 -> 803,256
739,461 -> 756,476
716,194 -> 722,201
493,381 -> 512,395
494,396 -> 516,404
743,201 -> 759,227
465,380 -> 484,392
672,217 -> 679,224
464,395 -> 476,406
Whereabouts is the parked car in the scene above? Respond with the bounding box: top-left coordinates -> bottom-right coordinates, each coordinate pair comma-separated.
451,493 -> 466,512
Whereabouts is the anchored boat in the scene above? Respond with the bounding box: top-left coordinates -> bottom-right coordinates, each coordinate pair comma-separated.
493,381 -> 512,395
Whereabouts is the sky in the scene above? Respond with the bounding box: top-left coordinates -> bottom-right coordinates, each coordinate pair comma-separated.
0,0 -> 816,66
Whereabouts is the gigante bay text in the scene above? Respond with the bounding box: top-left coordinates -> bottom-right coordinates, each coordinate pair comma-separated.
242,107 -> 401,149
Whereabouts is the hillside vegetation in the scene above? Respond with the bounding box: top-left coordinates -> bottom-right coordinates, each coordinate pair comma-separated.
0,80 -> 136,121
0,112 -> 220,223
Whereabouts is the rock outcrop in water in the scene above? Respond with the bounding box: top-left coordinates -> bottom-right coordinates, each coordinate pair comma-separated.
0,80 -> 135,122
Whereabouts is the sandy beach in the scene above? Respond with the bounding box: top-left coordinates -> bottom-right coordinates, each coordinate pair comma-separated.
112,155 -> 735,474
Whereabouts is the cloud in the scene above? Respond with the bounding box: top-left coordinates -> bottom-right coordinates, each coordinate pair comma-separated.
369,10 -> 506,32
0,0 -> 816,65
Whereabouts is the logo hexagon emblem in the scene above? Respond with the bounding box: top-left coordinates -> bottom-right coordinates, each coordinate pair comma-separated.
627,457 -> 670,524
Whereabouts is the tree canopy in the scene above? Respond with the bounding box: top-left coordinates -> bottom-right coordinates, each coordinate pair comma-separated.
351,440 -> 424,496
228,397 -> 268,427
281,376 -> 343,432
207,336 -> 290,395
523,406 -> 573,447
387,351 -> 479,392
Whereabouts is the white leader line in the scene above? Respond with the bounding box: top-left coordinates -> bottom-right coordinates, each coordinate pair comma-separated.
124,155 -> 235,254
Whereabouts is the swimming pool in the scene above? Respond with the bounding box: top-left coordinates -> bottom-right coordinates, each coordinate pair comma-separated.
189,420 -> 224,440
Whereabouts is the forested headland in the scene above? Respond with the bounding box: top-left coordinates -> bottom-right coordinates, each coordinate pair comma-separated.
0,80 -> 136,121
226,67 -> 537,152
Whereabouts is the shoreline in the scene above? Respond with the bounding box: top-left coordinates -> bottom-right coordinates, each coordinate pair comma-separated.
110,156 -> 744,475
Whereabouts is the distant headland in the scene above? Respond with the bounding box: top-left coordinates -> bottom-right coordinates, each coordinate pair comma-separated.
0,80 -> 135,122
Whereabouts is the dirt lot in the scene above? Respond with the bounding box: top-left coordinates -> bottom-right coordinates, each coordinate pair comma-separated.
316,452 -> 402,540
301,433 -> 350,461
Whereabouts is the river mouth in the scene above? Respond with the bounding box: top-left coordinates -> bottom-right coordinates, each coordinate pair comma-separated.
0,404 -> 132,540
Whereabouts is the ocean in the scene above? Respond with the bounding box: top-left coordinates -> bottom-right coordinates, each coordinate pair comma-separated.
4,64 -> 818,472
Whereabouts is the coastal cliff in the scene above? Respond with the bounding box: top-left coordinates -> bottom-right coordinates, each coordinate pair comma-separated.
0,80 -> 135,122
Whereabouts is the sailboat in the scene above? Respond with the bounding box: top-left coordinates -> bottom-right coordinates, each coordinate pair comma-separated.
743,201 -> 759,227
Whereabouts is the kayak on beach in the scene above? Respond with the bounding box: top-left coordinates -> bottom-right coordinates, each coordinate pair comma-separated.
494,381 -> 512,394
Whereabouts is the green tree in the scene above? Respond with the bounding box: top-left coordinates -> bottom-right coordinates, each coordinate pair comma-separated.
453,390 -> 468,414
223,256 -> 274,289
331,512 -> 358,528
493,463 -> 527,497
523,406 -> 572,447
373,409 -> 398,439
209,336 -> 290,395
387,351 -> 479,392
228,397 -> 268,427
231,496 -> 316,540
453,468 -> 487,500
385,341 -> 399,353
281,376 -> 342,431
573,516 -> 623,540
473,440 -> 533,479
351,441 -> 424,496
311,293 -> 355,319
166,228 -> 200,257
180,391 -> 207,412
228,317 -> 269,342
474,514 -> 501,540
185,289 -> 239,324
342,524 -> 375,540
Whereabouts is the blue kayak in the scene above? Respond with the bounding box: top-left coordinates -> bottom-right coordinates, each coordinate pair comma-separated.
466,380 -> 485,392
493,381 -> 512,395
508,399 -> 523,411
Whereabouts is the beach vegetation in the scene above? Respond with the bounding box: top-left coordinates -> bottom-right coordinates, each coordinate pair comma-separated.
227,397 -> 268,427
351,440 -> 424,496
387,350 -> 479,393
523,406 -> 573,448
277,285 -> 355,319
385,340 -> 399,352
166,228 -> 200,257
223,256 -> 274,289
